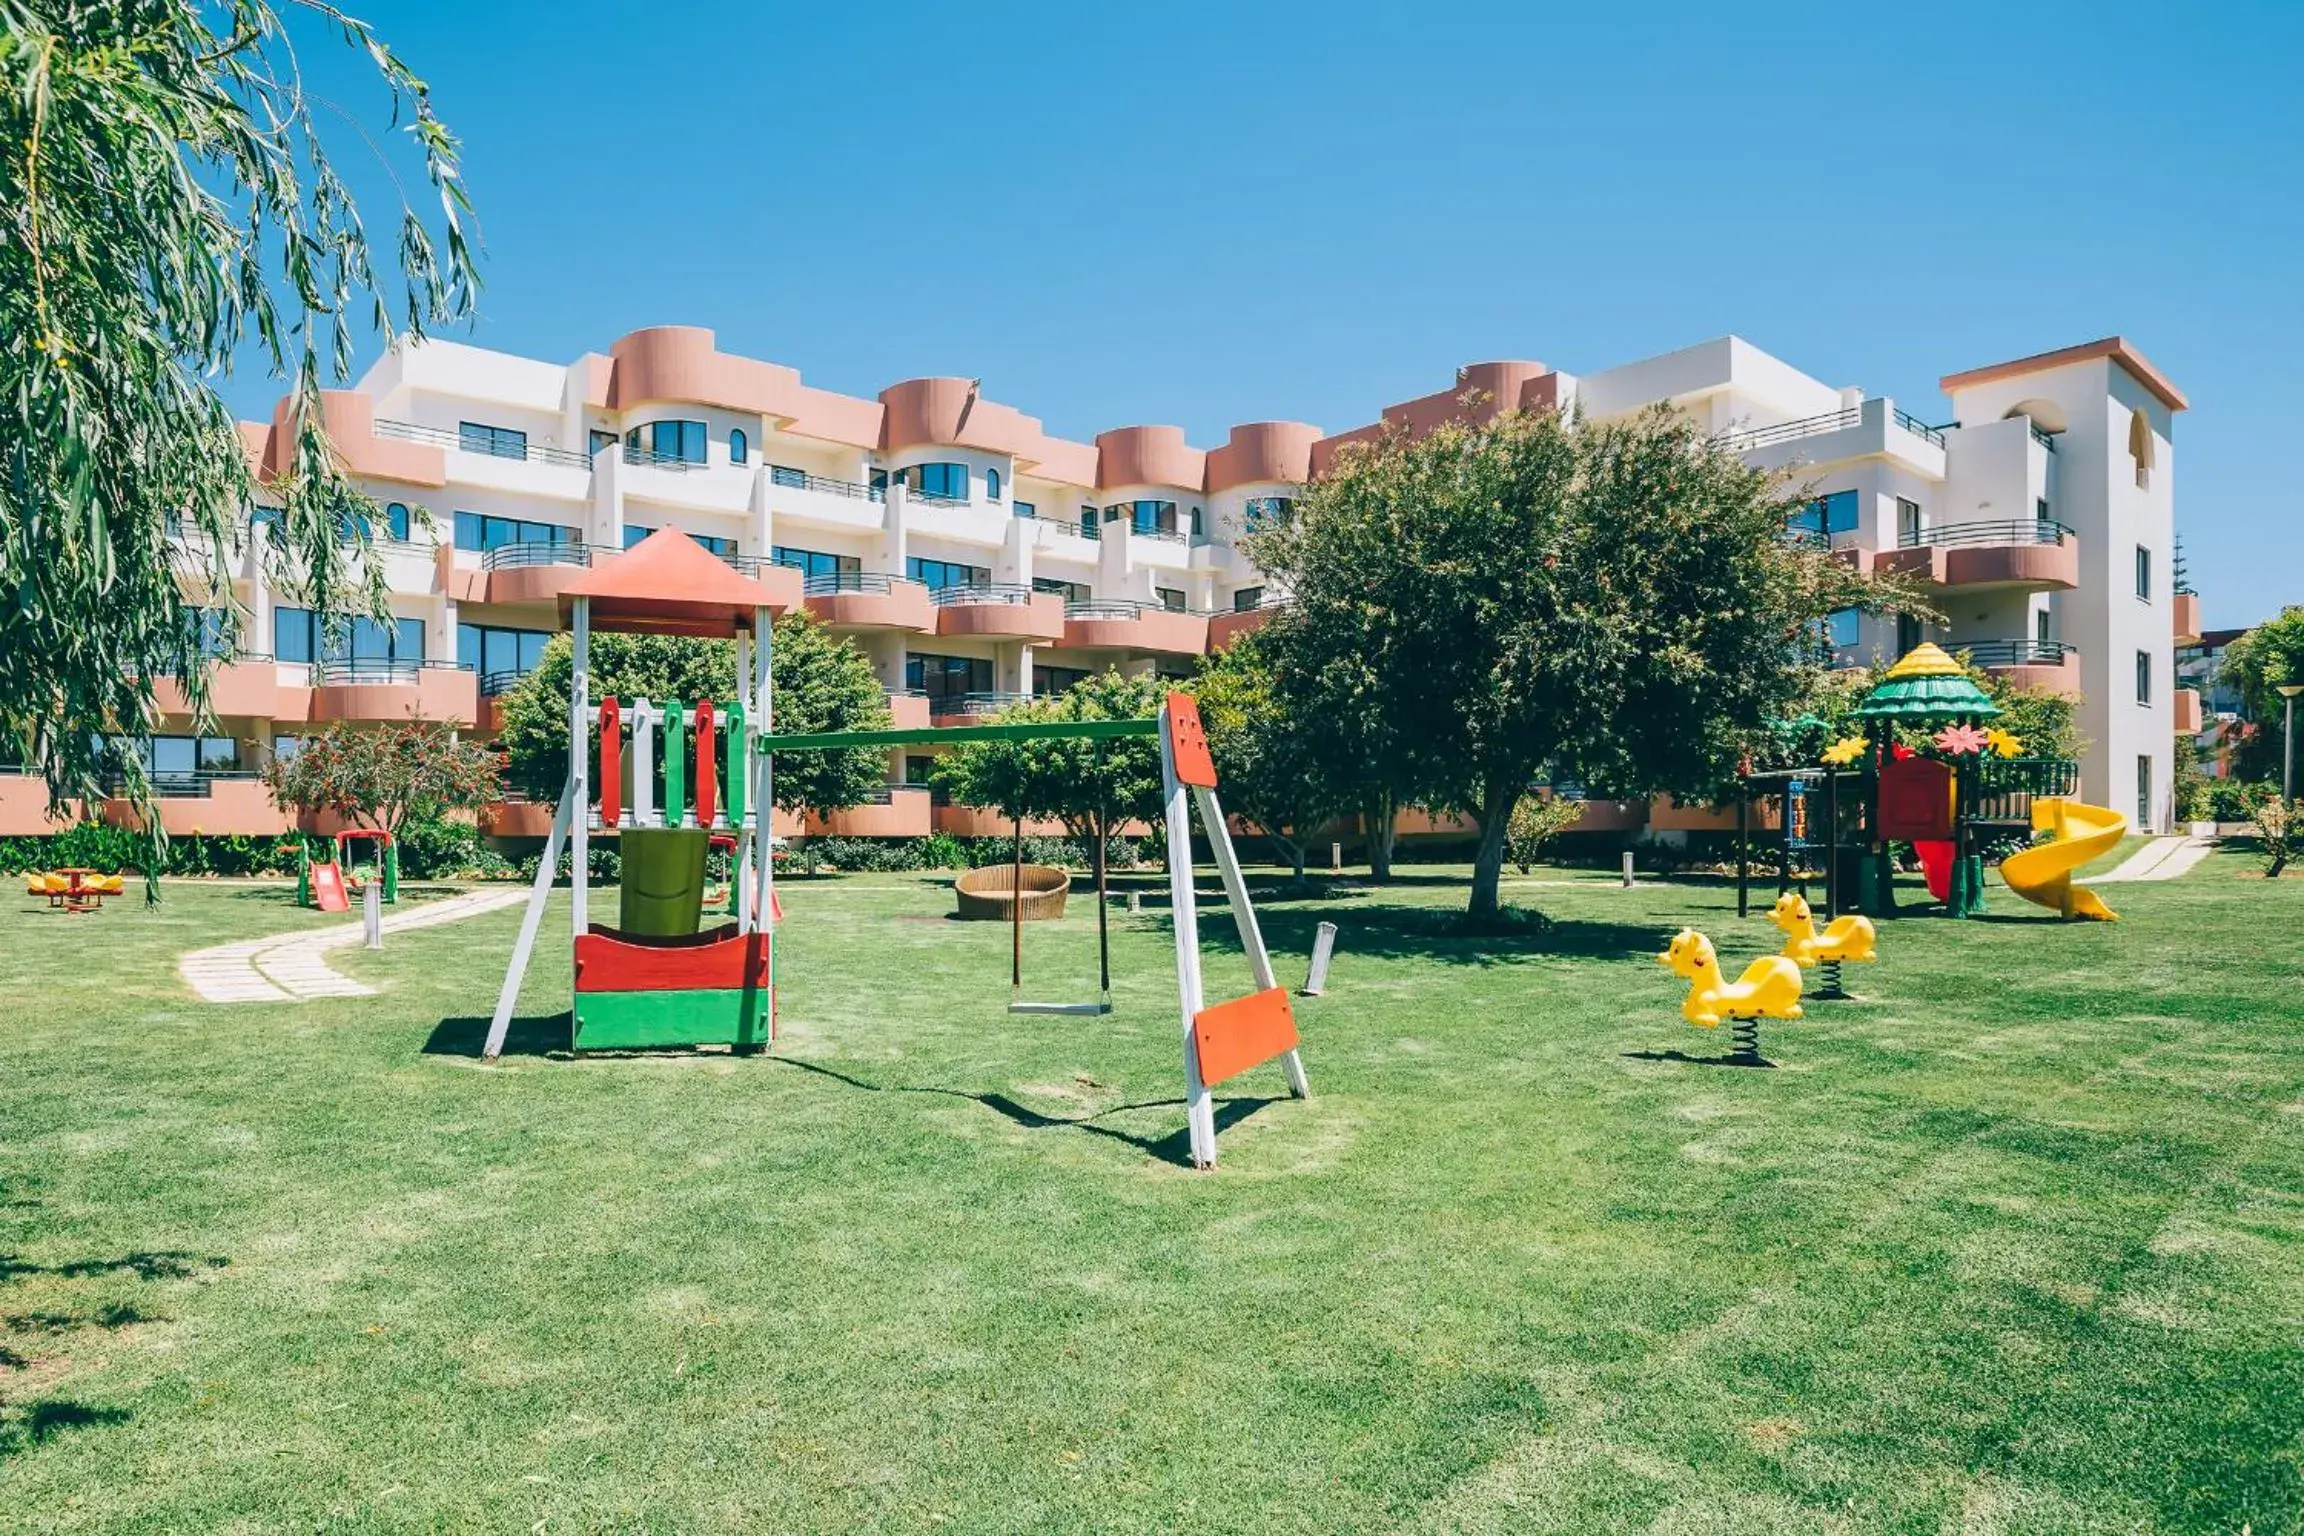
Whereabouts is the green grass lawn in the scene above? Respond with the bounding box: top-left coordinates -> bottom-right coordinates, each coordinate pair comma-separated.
3,854 -> 2301,1533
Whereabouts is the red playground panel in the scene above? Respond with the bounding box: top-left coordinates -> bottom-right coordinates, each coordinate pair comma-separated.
1164,691 -> 1218,787
1191,986 -> 1300,1089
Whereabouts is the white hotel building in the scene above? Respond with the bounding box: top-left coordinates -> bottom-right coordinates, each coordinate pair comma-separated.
0,326 -> 2195,841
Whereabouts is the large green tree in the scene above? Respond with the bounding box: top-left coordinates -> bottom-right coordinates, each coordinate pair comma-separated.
1249,404 -> 1902,923
0,2 -> 477,840
496,617 -> 890,818
2218,606 -> 2304,780
1194,632 -> 1348,881
930,670 -> 1168,854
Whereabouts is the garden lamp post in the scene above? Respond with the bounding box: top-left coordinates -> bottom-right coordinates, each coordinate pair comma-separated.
2280,683 -> 2303,808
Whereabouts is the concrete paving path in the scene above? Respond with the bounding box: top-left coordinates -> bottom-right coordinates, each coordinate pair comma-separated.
178,887 -> 527,1004
2095,834 -> 2219,884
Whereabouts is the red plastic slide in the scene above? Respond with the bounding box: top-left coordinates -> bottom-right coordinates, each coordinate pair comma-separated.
1915,840 -> 1954,903
309,859 -> 350,912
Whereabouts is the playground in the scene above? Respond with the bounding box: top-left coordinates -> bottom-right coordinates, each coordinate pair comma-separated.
3,841 -> 2300,1533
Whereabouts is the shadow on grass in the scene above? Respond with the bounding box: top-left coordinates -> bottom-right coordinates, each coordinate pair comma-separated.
772,1056 -> 1275,1169
1190,902 -> 1669,968
3,1302 -> 159,1334
0,1400 -> 133,1461
0,1252 -> 223,1283
423,1012 -> 570,1059
1621,1048 -> 1776,1070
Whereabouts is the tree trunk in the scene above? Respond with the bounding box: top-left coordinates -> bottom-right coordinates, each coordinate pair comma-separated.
1365,787 -> 1397,881
1467,782 -> 1517,925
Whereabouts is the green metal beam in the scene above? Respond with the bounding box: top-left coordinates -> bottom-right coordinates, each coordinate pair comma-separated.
760,717 -> 1159,752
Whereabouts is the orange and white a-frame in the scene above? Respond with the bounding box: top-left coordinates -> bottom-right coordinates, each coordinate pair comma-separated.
1158,692 -> 1311,1168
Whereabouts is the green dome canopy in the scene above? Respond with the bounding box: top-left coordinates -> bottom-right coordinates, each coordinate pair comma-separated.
1853,643 -> 2002,723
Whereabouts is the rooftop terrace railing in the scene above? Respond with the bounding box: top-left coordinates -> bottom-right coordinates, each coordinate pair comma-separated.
1957,639 -> 2076,668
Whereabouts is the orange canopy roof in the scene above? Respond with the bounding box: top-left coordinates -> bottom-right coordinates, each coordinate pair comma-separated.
556,528 -> 801,638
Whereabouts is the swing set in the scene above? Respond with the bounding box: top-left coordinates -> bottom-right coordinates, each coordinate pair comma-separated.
482,529 -> 1309,1169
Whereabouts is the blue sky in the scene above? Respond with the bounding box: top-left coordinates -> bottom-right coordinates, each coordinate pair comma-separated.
233,0 -> 2302,628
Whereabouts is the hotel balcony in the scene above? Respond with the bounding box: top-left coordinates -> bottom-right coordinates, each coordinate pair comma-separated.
885,688 -> 932,730
310,659 -> 480,726
932,584 -> 1067,643
2173,591 -> 2202,647
803,784 -> 933,838
480,797 -> 557,839
1207,600 -> 1287,653
1876,521 -> 2079,593
928,691 -> 1027,724
2174,688 -> 2203,734
483,540 -> 614,607
1061,599 -> 1210,656
151,656 -> 285,720
99,772 -> 288,837
803,571 -> 934,632
1957,639 -> 2082,698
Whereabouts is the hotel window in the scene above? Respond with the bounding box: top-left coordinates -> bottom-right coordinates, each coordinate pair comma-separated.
985,467 -> 1002,502
1107,500 -> 1177,536
137,735 -> 242,781
1032,577 -> 1089,603
624,419 -> 707,465
1896,613 -> 1923,655
2135,545 -> 2152,601
1079,509 -> 1097,538
728,429 -> 748,465
2036,496 -> 2052,525
275,609 -> 424,667
1897,497 -> 1922,545
905,652 -> 993,701
453,512 -> 576,552
381,502 -> 413,541
1034,666 -> 1090,698
1233,586 -> 1265,612
1789,489 -> 1859,540
2136,649 -> 2152,705
458,624 -> 551,692
901,462 -> 969,501
1190,507 -> 1203,537
459,421 -> 527,460
1826,608 -> 1861,649
589,429 -> 618,459
1013,500 -> 1037,520
907,556 -> 988,592
2128,408 -> 2155,489
2035,609 -> 2052,646
904,754 -> 939,786
627,525 -> 736,559
772,546 -> 862,583
1155,587 -> 1187,612
1243,496 -> 1295,530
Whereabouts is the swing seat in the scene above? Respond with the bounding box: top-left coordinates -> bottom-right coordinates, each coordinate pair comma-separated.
1009,998 -> 1113,1017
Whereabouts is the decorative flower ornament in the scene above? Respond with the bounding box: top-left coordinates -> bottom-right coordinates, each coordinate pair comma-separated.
1933,723 -> 1991,756
1985,727 -> 2024,758
1820,736 -> 1867,766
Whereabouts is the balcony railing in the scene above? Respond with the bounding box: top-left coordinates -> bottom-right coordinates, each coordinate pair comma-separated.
769,464 -> 883,501
1718,407 -> 1861,453
480,668 -> 533,698
1064,599 -> 1187,620
101,769 -> 264,798
1129,524 -> 1188,544
375,419 -> 592,471
931,582 -> 1036,608
1071,520 -> 1102,541
2030,423 -> 2058,454
1898,519 -> 2071,550
841,784 -> 933,806
802,570 -> 915,598
1892,409 -> 1949,449
481,540 -> 596,570
1958,639 -> 2076,668
907,490 -> 969,509
618,446 -> 707,473
312,658 -> 473,686
927,691 -> 1026,716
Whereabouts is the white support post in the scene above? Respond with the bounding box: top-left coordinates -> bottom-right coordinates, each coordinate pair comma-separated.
570,597 -> 591,939
631,698 -> 656,829
483,785 -> 574,1059
1196,783 -> 1309,1100
1302,921 -> 1338,998
751,608 -> 775,979
732,633 -> 752,933
1162,710 -> 1218,1169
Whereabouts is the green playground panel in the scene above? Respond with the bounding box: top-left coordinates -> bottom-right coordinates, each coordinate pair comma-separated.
572,988 -> 769,1052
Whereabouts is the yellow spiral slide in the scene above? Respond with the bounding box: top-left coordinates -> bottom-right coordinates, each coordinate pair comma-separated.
1998,796 -> 2127,921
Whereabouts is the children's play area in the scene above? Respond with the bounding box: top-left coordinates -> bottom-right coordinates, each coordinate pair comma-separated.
5,605 -> 2297,1532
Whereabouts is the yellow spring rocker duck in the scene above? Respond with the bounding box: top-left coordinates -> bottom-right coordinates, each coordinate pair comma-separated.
1766,893 -> 1876,968
1658,928 -> 1804,1062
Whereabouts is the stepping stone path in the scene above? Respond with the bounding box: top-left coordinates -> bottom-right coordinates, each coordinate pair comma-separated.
178,887 -> 528,1004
